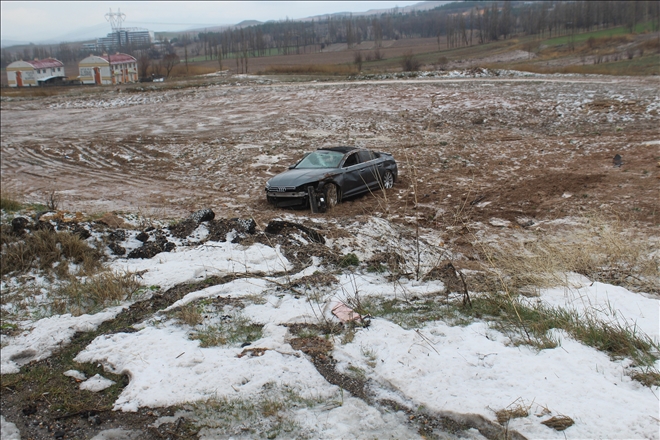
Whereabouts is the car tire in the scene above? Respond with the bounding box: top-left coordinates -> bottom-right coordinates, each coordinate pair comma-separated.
382,171 -> 394,189
324,184 -> 339,210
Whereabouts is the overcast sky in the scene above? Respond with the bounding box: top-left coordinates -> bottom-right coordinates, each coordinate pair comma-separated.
1,1 -> 424,43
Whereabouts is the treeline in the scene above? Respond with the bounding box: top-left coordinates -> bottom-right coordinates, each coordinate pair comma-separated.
193,0 -> 660,60
2,1 -> 659,69
0,40 -> 156,69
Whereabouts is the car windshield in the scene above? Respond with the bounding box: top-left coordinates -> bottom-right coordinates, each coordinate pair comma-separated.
295,150 -> 344,169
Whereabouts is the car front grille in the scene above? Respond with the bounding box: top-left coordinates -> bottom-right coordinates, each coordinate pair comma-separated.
269,186 -> 297,192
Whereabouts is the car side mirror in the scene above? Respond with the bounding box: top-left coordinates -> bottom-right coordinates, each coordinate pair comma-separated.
288,165 -> 296,169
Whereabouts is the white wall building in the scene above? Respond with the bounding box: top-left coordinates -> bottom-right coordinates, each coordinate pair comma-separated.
6,58 -> 65,87
78,53 -> 138,85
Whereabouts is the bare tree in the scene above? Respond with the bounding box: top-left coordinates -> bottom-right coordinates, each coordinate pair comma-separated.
181,33 -> 191,73
353,50 -> 363,71
137,51 -> 151,79
372,18 -> 383,48
161,53 -> 179,78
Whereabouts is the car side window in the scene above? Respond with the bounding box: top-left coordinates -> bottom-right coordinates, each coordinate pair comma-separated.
358,150 -> 374,162
343,153 -> 359,168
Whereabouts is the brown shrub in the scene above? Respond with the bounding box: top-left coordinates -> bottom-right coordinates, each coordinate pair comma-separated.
401,50 -> 421,71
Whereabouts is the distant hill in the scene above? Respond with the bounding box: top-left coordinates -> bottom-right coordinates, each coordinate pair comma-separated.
0,1 -> 450,48
1,39 -> 29,48
235,20 -> 263,28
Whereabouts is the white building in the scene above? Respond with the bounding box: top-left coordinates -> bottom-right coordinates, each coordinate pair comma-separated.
78,53 -> 138,85
97,29 -> 154,50
6,58 -> 66,87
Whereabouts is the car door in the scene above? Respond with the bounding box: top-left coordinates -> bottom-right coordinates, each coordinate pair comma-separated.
357,150 -> 379,190
340,152 -> 363,197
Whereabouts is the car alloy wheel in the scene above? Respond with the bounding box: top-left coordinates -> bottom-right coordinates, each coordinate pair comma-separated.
382,171 -> 394,189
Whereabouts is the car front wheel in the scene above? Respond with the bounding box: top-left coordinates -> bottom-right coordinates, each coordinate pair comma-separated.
382,171 -> 394,189
324,184 -> 339,210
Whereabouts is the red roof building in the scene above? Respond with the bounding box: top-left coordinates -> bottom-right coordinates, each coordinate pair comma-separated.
6,58 -> 66,87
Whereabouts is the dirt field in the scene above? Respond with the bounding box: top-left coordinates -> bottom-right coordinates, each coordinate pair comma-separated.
1,73 -> 659,231
2,71 -> 660,440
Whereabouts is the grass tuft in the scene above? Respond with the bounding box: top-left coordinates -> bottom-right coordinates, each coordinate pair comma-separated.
174,303 -> 204,326
482,214 -> 659,294
0,190 -> 23,212
191,313 -> 263,347
52,271 -> 141,316
339,253 -> 360,268
190,385 -> 333,438
494,398 -> 531,425
1,229 -> 104,277
460,292 -> 660,373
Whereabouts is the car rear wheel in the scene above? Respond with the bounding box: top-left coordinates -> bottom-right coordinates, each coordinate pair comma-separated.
382,171 -> 394,189
324,184 -> 339,209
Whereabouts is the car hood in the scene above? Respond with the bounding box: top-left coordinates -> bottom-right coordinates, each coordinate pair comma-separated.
267,168 -> 337,188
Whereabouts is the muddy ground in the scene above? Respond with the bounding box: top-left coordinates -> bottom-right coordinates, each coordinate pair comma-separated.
1,72 -> 659,439
2,73 -> 658,231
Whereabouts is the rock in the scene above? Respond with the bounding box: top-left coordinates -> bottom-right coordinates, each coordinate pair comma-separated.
135,231 -> 150,242
108,242 -> 126,256
97,212 -> 128,228
190,208 -> 215,223
108,230 -> 126,241
613,154 -> 623,167
21,405 -> 37,416
127,241 -> 175,259
11,216 -> 30,235
68,225 -> 91,240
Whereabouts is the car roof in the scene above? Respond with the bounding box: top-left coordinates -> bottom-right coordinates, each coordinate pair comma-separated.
317,146 -> 360,154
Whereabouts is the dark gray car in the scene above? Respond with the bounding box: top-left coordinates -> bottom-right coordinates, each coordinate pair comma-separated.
265,146 -> 398,212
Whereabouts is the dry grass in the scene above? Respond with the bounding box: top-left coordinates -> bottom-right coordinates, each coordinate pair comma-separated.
455,212 -> 660,384
0,87 -> 64,98
482,213 -> 659,294
174,303 -> 204,326
1,229 -> 104,277
262,64 -> 358,75
494,398 -> 531,425
52,271 -> 141,316
541,415 -> 575,431
171,64 -> 219,77
630,369 -> 660,387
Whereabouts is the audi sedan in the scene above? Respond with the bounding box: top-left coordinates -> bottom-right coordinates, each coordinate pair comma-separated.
265,146 -> 398,212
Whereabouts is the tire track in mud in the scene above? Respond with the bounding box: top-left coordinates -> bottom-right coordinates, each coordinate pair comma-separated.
3,144 -> 157,185
1,142 -> 178,206
2,76 -> 658,220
